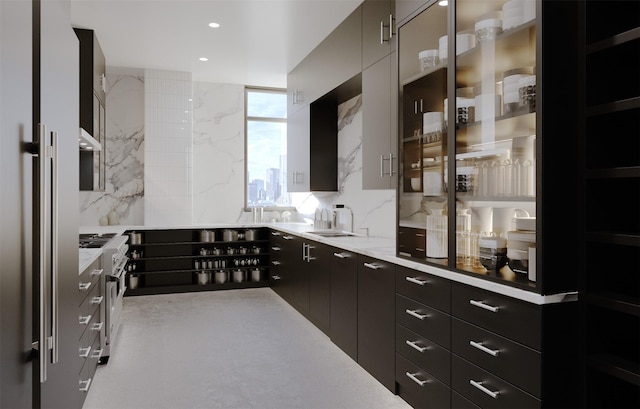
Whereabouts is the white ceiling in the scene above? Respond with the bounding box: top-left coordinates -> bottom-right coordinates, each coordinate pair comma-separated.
70,0 -> 363,89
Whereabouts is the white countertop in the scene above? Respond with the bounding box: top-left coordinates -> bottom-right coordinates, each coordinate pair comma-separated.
79,222 -> 577,305
79,248 -> 101,274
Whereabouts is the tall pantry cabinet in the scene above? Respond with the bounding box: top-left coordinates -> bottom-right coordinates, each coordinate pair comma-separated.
395,0 -> 583,407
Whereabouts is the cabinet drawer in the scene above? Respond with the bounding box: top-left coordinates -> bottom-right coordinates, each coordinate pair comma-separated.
79,260 -> 102,304
452,318 -> 541,398
396,294 -> 450,348
452,284 -> 541,350
396,265 -> 451,312
396,353 -> 450,409
452,390 -> 481,409
396,324 -> 450,386
452,355 -> 540,409
79,280 -> 102,329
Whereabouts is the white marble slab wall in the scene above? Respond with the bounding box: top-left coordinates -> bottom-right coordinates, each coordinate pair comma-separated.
192,82 -> 245,224
144,69 -> 193,226
79,67 -> 145,226
306,95 -> 396,238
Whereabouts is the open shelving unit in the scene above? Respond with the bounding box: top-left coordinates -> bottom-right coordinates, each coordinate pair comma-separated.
580,1 -> 640,407
123,228 -> 271,296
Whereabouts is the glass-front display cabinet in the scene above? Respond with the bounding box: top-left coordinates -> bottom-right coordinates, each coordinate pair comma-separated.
397,0 -> 580,293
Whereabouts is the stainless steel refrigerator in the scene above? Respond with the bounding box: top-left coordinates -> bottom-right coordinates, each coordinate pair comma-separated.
1,0 -> 80,408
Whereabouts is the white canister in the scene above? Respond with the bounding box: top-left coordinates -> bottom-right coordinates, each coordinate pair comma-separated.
418,49 -> 439,71
470,206 -> 493,234
492,207 -> 530,237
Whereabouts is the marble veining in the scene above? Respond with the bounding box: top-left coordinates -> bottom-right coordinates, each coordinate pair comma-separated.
79,69 -> 145,226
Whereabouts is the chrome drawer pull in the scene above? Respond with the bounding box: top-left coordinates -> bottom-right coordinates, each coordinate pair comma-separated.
405,276 -> 427,286
91,268 -> 104,276
79,378 -> 92,393
405,372 -> 427,386
405,309 -> 428,320
333,252 -> 349,259
470,299 -> 499,313
415,247 -> 425,252
271,275 -> 281,280
79,346 -> 91,358
271,246 -> 281,251
271,261 -> 281,266
406,340 -> 428,353
282,235 -> 293,240
91,296 -> 104,305
79,315 -> 91,325
271,231 -> 281,236
91,348 -> 103,359
470,380 -> 499,399
91,322 -> 104,331
79,282 -> 91,291
363,262 -> 381,270
470,341 -> 499,357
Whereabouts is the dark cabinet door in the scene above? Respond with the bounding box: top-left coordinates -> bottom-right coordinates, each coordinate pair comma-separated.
283,234 -> 308,315
307,241 -> 332,334
357,255 -> 396,392
330,248 -> 358,360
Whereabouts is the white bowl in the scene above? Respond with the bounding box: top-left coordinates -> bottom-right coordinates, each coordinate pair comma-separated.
410,177 -> 421,191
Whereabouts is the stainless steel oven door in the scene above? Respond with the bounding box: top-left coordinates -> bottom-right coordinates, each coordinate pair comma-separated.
104,256 -> 127,358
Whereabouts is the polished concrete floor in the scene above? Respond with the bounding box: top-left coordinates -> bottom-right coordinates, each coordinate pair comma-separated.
82,288 -> 412,409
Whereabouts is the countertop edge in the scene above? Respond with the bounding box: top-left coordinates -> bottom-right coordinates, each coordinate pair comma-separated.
80,223 -> 577,305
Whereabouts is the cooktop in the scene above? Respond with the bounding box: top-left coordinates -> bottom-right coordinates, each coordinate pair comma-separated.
79,233 -> 117,249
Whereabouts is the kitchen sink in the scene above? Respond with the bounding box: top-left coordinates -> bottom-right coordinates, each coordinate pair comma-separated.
309,230 -> 358,238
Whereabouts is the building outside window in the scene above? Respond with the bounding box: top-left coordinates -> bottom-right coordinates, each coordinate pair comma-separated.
245,87 -> 290,209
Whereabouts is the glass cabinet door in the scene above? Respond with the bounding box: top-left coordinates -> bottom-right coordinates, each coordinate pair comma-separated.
454,0 -> 537,287
398,1 -> 449,267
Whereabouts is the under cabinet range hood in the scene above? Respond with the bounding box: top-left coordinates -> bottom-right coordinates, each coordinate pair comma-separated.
78,127 -> 101,151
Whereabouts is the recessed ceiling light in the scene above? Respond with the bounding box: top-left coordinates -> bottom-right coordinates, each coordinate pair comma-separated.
208,22 -> 220,28
199,57 -> 209,62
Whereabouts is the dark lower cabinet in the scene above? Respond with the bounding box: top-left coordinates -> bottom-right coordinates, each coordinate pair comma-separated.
307,241 -> 331,334
396,354 -> 450,409
357,255 -> 396,392
329,248 -> 358,360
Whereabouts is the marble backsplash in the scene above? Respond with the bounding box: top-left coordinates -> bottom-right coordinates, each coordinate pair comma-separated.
79,67 -> 145,226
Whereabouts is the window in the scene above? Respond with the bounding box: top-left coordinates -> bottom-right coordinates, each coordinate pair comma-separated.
245,87 -> 289,208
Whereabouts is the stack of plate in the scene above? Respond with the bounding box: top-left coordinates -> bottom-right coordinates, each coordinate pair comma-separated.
502,67 -> 533,113
422,111 -> 443,143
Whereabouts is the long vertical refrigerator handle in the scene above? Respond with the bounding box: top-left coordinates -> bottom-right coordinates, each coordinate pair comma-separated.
36,123 -> 48,382
51,131 -> 59,364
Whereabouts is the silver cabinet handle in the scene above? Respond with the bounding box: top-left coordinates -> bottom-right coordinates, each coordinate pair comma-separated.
363,262 -> 381,270
333,252 -> 349,259
389,14 -> 395,38
35,124 -> 49,382
406,372 -> 427,386
283,235 -> 293,240
470,341 -> 499,357
271,246 -> 281,251
405,276 -> 427,286
79,315 -> 91,325
79,378 -> 92,393
380,20 -> 385,44
380,155 -> 385,178
405,309 -> 428,320
79,346 -> 91,358
91,296 -> 104,305
470,380 -> 499,399
91,348 -> 103,359
271,275 -> 281,280
271,231 -> 281,236
91,268 -> 104,276
470,299 -> 499,312
79,282 -> 91,291
91,322 -> 104,331
51,131 -> 59,365
405,340 -> 428,353
389,153 -> 396,176
415,247 -> 425,252
271,261 -> 281,266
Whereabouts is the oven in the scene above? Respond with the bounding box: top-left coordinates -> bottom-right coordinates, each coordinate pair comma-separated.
100,235 -> 129,363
